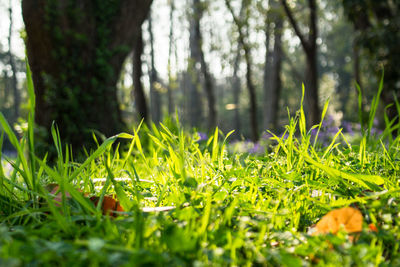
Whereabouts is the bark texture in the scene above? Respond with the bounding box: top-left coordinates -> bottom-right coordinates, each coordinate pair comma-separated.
22,0 -> 152,151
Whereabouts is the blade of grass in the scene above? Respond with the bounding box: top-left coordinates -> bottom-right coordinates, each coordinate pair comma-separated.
0,113 -> 32,190
367,70 -> 384,140
68,133 -> 132,182
302,153 -> 385,191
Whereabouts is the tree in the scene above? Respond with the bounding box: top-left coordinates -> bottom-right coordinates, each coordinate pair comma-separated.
231,44 -> 242,137
226,0 -> 259,141
342,0 -> 400,123
22,0 -> 152,151
264,0 -> 284,131
187,0 -> 217,130
281,0 -> 320,126
148,8 -> 161,124
167,0 -> 176,116
8,0 -> 20,122
188,0 -> 204,128
132,28 -> 148,123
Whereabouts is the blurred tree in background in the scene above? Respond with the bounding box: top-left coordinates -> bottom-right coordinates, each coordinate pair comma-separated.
1,0 -> 399,153
342,0 -> 400,123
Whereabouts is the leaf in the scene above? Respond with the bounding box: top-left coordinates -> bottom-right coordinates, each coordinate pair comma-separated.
47,183 -> 71,206
90,195 -> 124,216
303,154 -> 385,190
368,223 -> 378,232
314,207 -> 363,235
45,183 -> 124,216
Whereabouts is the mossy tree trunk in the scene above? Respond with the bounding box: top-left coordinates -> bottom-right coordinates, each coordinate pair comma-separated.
22,0 -> 152,151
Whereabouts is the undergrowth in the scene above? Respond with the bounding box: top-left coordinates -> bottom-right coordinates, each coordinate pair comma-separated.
0,67 -> 400,266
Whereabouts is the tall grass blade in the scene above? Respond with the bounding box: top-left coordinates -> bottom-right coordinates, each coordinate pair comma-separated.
367,71 -> 384,140
68,133 -> 132,182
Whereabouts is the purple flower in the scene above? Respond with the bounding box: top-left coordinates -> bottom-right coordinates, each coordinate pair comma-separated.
262,132 -> 274,140
196,132 -> 208,142
370,127 -> 383,136
342,121 -> 354,135
310,127 -> 318,137
248,143 -> 265,154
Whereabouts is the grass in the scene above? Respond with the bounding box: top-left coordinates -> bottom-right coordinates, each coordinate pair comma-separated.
1,69 -> 400,266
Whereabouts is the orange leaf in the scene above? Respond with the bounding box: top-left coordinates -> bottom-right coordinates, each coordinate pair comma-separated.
314,207 -> 363,235
368,223 -> 378,232
90,195 -> 124,216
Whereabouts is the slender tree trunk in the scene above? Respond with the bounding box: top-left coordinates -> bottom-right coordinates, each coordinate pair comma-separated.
167,0 -> 175,115
226,0 -> 259,141
281,0 -> 320,126
1,71 -> 9,107
193,0 -> 217,130
263,16 -> 272,130
305,49 -> 320,125
265,9 -> 283,131
232,46 -> 241,136
132,29 -> 148,122
8,1 -> 19,121
243,46 -> 259,141
22,0 -> 152,151
198,40 -> 217,130
188,0 -> 204,128
148,9 -> 161,123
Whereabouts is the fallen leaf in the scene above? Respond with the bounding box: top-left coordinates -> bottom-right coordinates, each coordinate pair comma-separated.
90,195 -> 124,216
45,184 -> 124,216
47,184 -> 71,206
368,223 -> 378,232
314,206 -> 363,235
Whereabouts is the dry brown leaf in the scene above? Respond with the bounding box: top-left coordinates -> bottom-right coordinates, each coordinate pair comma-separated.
314,206 -> 363,235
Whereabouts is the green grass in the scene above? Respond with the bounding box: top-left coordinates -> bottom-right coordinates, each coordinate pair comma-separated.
1,70 -> 400,266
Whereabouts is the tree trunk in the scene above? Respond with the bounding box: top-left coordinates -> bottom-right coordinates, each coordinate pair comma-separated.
305,49 -> 320,125
281,0 -> 320,126
193,0 -> 217,130
8,1 -> 19,121
263,15 -> 272,130
188,0 -> 204,128
199,37 -> 217,130
132,29 -> 148,123
22,0 -> 152,151
226,0 -> 259,141
232,46 -> 241,137
265,8 -> 283,131
167,0 -> 175,115
243,45 -> 259,142
148,9 -> 161,124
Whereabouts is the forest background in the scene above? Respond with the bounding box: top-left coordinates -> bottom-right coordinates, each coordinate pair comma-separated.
0,0 -> 399,153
